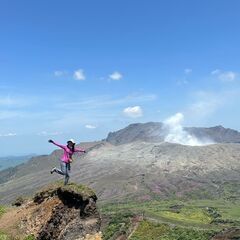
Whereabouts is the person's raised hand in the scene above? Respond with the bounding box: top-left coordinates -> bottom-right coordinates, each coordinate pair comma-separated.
48,139 -> 54,143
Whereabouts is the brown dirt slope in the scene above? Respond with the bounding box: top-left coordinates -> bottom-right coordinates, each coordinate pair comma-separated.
0,182 -> 102,240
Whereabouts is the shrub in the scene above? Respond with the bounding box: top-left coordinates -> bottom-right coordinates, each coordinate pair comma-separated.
23,235 -> 35,240
0,206 -> 5,218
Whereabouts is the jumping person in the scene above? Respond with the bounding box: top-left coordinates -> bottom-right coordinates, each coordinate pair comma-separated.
48,139 -> 86,185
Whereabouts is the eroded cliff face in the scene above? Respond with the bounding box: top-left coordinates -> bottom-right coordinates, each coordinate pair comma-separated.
0,182 -> 102,240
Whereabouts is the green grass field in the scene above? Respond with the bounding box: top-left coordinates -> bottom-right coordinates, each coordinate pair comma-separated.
129,220 -> 214,240
100,199 -> 240,239
1,194 -> 240,240
0,207 -> 5,218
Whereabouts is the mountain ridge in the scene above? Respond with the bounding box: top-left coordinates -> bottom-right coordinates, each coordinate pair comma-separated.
0,123 -> 240,205
106,122 -> 240,145
1,141 -> 240,204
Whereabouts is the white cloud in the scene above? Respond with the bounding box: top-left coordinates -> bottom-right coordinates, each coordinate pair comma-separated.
85,124 -> 97,129
54,70 -> 66,77
184,68 -> 192,74
211,69 -> 221,75
190,101 -> 218,118
73,69 -> 85,80
109,71 -> 122,81
0,133 -> 17,137
187,91 -> 222,119
38,131 -> 62,136
123,106 -> 143,118
211,69 -> 237,82
184,89 -> 239,126
218,71 -> 236,82
0,96 -> 29,107
177,79 -> 188,86
58,93 -> 157,110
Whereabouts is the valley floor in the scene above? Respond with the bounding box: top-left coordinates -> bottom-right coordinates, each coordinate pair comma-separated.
99,199 -> 240,240
1,197 -> 240,239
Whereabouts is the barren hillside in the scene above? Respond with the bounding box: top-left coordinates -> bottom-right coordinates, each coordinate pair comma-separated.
1,141 -> 240,204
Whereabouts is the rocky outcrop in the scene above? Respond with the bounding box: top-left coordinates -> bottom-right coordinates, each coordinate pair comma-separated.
0,182 -> 101,240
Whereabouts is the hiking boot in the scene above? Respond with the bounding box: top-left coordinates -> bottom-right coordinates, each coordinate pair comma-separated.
50,167 -> 56,174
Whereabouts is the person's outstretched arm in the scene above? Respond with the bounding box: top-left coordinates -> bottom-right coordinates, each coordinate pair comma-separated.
48,139 -> 66,150
74,147 -> 86,153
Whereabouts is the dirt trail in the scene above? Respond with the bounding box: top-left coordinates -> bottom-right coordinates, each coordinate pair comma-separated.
127,215 -> 143,239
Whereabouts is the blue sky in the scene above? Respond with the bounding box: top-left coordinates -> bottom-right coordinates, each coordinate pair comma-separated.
0,0 -> 240,156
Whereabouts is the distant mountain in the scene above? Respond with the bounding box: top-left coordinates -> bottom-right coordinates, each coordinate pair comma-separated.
0,154 -> 36,171
1,123 -> 240,205
106,122 -> 240,145
0,141 -> 101,185
0,142 -> 240,204
186,125 -> 240,143
106,122 -> 164,144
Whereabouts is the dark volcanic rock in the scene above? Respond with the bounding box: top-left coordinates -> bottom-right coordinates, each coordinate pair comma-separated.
24,182 -> 101,240
12,196 -> 25,207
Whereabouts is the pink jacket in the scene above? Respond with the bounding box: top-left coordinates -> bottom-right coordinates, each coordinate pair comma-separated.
52,141 -> 85,163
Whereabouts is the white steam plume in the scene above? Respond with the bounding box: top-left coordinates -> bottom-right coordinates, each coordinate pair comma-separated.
163,113 -> 214,146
